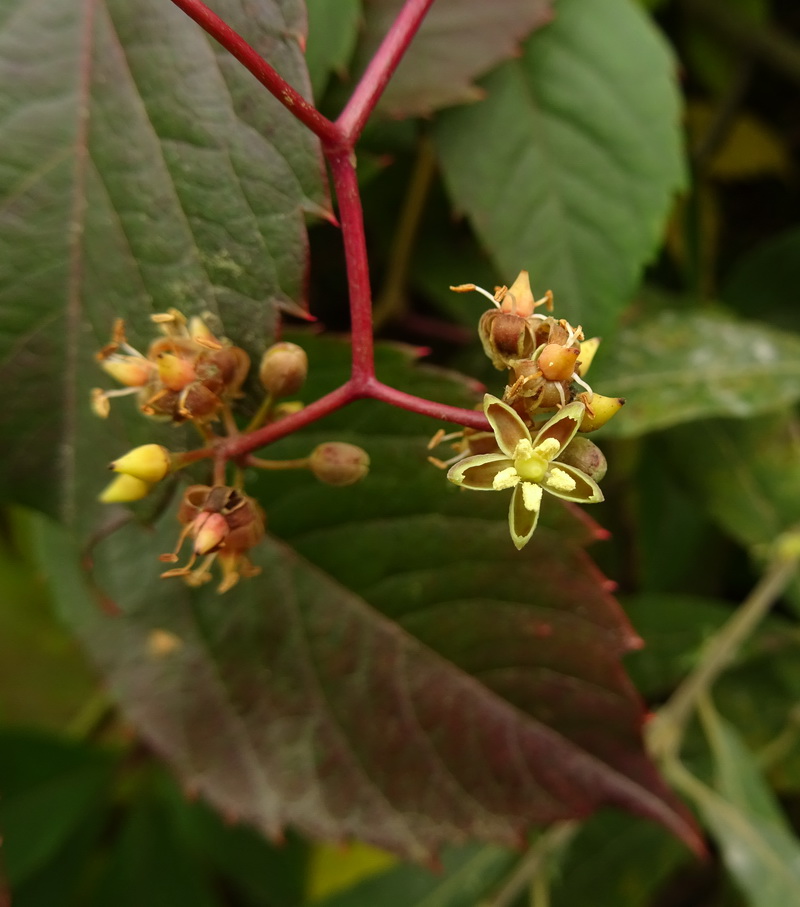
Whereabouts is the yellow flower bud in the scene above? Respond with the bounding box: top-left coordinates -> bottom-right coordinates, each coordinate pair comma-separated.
110,444 -> 172,483
578,394 -> 625,432
309,442 -> 370,486
99,473 -> 152,503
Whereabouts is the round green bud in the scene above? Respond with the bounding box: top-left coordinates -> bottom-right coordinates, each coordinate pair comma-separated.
309,442 -> 370,487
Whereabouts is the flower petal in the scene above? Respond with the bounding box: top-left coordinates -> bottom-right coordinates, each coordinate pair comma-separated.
532,401 -> 585,457
484,394 -> 532,457
447,453 -> 512,490
509,483 -> 540,549
541,462 -> 604,503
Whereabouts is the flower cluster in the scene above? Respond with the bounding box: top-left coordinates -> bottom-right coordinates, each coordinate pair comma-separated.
92,309 -> 249,427
441,270 -> 625,549
93,309 -> 370,593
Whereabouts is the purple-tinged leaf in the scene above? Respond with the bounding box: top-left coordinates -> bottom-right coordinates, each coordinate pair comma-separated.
0,0 -> 327,516
355,0 -> 552,117
36,338 -> 701,860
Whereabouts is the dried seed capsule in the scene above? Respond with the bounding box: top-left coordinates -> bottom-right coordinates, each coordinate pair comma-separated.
309,442 -> 370,486
537,343 -> 580,382
258,342 -> 308,397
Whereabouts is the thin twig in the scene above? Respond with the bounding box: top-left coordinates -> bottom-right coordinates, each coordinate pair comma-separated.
482,823 -> 578,907
373,136 -> 438,330
648,533 -> 800,761
682,0 -> 800,87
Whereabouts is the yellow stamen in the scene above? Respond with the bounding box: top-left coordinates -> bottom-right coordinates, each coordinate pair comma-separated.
548,467 -> 577,492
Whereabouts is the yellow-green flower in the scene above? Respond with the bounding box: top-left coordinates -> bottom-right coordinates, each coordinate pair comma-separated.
447,395 -> 604,549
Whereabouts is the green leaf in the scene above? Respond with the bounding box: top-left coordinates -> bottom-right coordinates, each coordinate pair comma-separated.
550,811 -> 685,907
589,310 -> 800,436
0,730 -> 115,887
34,338 -> 699,861
433,0 -> 685,340
305,0 -> 362,100
665,413 -> 800,611
665,413 -> 800,555
166,778 -> 310,907
684,703 -> 800,906
0,0 -> 326,516
88,775 -> 220,907
357,0 -> 552,117
310,843 -> 514,907
715,629 -> 800,794
621,594 -> 734,699
723,226 -> 800,333
0,510 -> 97,730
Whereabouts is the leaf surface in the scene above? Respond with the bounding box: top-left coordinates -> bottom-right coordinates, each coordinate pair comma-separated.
37,337 -> 699,860
355,0 -> 552,117
433,0 -> 684,339
665,413 -> 800,610
305,0 -> 362,100
0,0 -> 326,515
311,842 -> 514,907
589,310 -> 800,436
676,704 -> 800,906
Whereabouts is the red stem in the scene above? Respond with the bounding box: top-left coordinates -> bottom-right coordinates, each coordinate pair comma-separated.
336,0 -> 437,143
327,149 -> 374,381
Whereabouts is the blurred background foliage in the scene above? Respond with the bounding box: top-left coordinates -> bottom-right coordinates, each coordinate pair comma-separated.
4,0 -> 800,903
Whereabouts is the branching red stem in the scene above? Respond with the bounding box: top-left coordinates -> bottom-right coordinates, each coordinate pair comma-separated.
168,0 -> 491,459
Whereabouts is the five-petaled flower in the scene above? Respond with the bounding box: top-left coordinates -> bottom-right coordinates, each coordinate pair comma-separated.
447,395 -> 604,549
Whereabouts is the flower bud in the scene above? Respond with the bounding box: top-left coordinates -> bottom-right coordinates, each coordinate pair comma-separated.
192,512 -> 230,555
577,337 -> 600,376
578,393 -> 625,432
110,444 -> 172,483
98,473 -> 152,503
258,342 -> 308,397
556,436 -> 607,482
309,442 -> 370,487
501,270 -> 537,316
